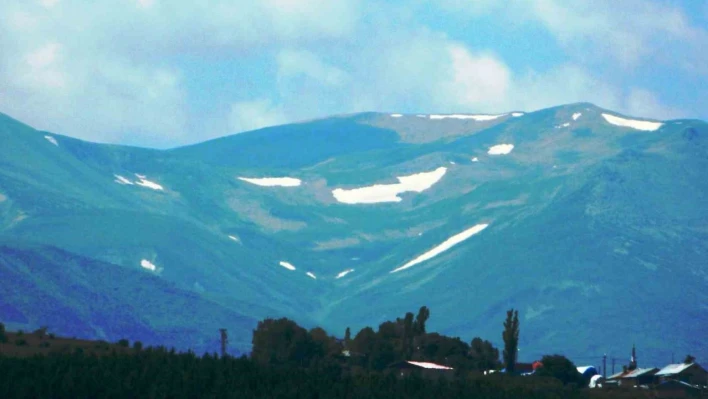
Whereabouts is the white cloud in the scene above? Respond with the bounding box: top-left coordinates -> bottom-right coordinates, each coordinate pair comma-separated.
438,44 -> 511,109
624,88 -> 686,120
0,0 -> 359,146
228,99 -> 288,133
40,0 -> 60,9
528,0 -> 707,71
277,49 -> 348,87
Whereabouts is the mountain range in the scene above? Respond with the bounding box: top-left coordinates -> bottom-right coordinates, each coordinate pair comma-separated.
1,103 -> 706,366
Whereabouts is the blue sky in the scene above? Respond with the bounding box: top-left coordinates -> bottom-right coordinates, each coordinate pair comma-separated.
0,0 -> 706,148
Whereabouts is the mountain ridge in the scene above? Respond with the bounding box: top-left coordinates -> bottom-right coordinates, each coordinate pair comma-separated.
1,103 -> 706,365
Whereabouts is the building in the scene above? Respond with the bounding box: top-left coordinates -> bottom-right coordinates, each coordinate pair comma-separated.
655,362 -> 708,386
654,380 -> 702,399
387,360 -> 454,380
577,366 -> 599,379
620,367 -> 659,387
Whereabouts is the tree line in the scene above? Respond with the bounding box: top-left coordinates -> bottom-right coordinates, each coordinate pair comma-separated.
0,308 -> 652,398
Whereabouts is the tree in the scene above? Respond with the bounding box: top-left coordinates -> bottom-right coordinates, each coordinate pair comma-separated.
251,318 -> 311,366
502,309 -> 519,373
469,337 -> 500,371
0,322 -> 6,343
344,327 -> 351,348
414,306 -> 430,336
684,354 -> 696,364
402,312 -> 414,358
535,355 -> 586,386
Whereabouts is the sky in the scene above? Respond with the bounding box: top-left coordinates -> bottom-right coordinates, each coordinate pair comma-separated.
0,0 -> 706,148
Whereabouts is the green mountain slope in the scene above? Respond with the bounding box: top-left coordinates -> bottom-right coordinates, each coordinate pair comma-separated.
0,104 -> 706,365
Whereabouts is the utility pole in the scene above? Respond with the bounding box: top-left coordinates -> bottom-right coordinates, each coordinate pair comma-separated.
219,328 -> 228,358
603,354 -> 607,379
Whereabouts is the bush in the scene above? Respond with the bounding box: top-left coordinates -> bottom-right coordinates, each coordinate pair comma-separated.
33,326 -> 48,338
117,339 -> 130,348
133,341 -> 143,351
15,338 -> 28,346
0,322 -> 7,343
94,340 -> 110,350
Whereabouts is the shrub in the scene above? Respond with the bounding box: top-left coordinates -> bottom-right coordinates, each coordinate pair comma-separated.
0,322 -> 7,343
15,338 -> 28,346
133,341 -> 143,351
33,326 -> 48,338
94,340 -> 110,350
117,339 -> 130,348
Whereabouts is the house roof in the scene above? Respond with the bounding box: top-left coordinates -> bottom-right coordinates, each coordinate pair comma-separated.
577,366 -> 597,375
406,361 -> 454,370
656,363 -> 694,376
607,371 -> 630,380
623,368 -> 659,378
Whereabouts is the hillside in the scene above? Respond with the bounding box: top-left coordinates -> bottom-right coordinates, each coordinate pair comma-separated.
0,103 -> 706,365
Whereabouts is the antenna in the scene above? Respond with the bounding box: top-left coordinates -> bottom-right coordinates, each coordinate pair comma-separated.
219,328 -> 228,358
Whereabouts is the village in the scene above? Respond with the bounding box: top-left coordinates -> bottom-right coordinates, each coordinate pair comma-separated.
388,344 -> 708,398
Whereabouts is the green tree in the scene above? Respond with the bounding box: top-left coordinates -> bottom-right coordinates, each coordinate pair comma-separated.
0,322 -> 6,343
502,308 -> 519,373
402,312 -> 414,358
535,354 -> 586,386
469,337 -> 500,371
344,327 -> 351,348
414,306 -> 430,336
251,318 -> 311,366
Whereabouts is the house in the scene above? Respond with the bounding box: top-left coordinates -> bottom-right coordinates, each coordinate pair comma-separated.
655,363 -> 708,386
388,360 -> 454,380
500,361 -> 543,376
605,370 -> 631,385
654,380 -> 702,399
620,367 -> 659,387
577,365 -> 598,378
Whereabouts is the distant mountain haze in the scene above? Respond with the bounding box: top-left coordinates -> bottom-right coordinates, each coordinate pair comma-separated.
0,103 -> 706,366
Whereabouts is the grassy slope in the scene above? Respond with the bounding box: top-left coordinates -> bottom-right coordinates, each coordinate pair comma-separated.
1,106 -> 707,364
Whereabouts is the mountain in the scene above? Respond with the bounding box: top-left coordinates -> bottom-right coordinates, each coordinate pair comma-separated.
0,104 -> 706,365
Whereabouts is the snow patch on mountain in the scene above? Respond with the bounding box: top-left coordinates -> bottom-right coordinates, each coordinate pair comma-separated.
44,135 -> 58,146
391,224 -> 489,273
140,259 -> 157,272
336,269 -> 355,279
487,144 -> 514,155
390,113 -> 402,118
471,157 -> 479,162
239,177 -> 302,187
572,112 -> 582,120
511,112 -> 524,117
114,175 -> 134,185
228,235 -> 240,243
135,176 -> 164,190
601,113 -> 663,131
429,114 -> 504,121
332,167 -> 447,204
279,261 -> 296,271
306,272 -> 317,279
